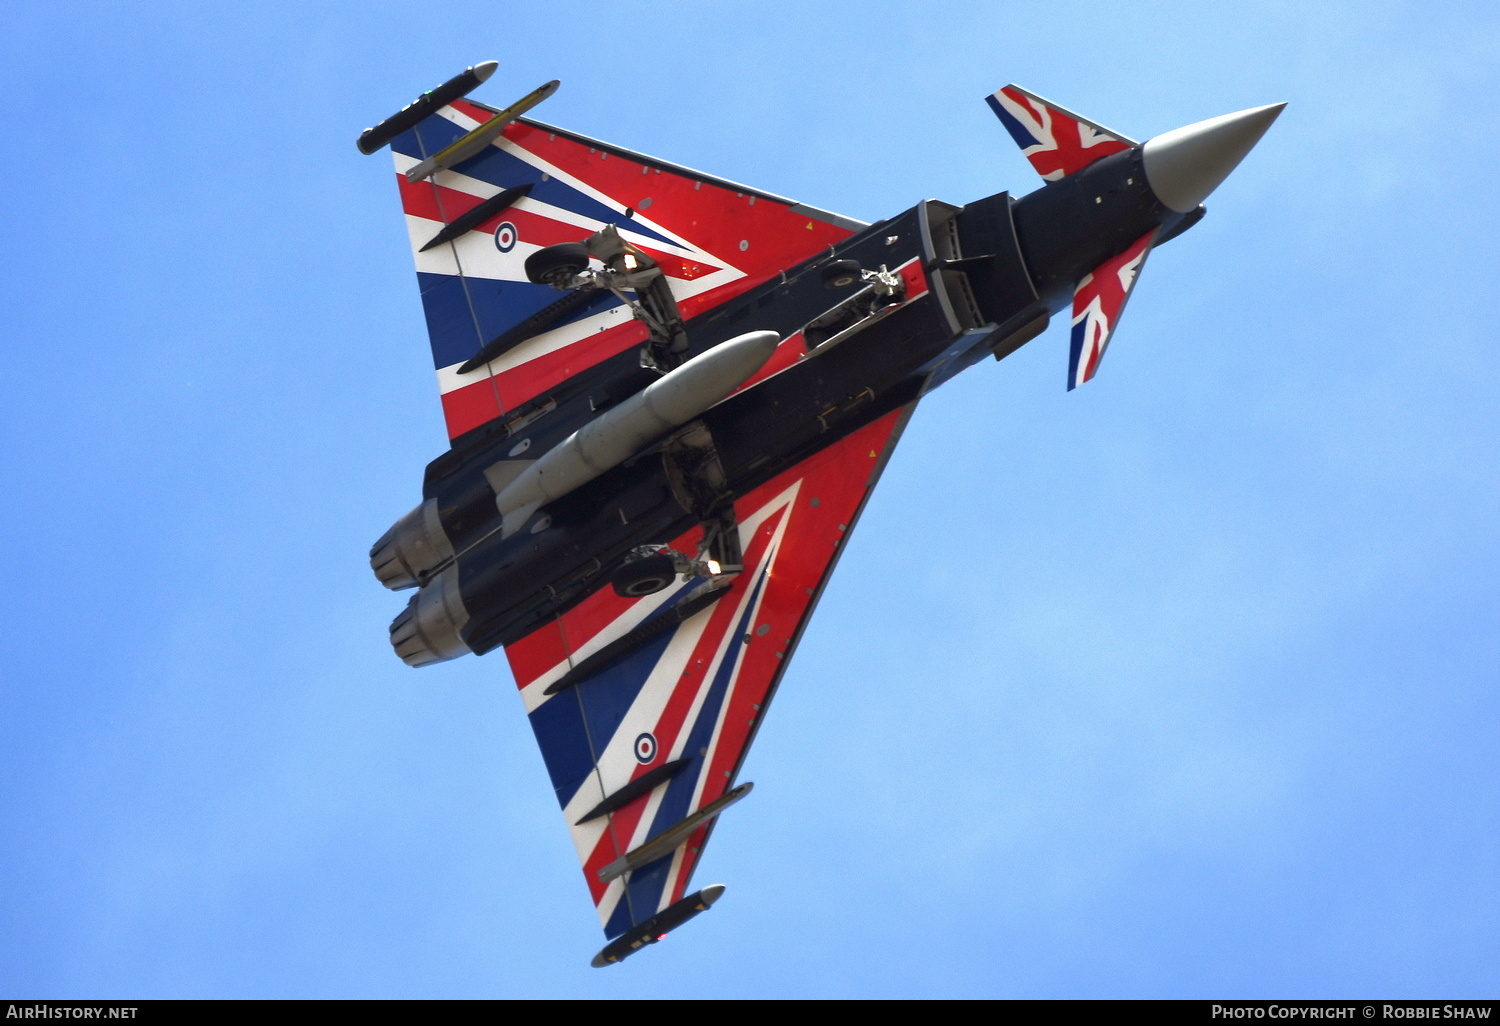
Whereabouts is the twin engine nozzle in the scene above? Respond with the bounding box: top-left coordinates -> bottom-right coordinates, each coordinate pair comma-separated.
370,330 -> 782,667
368,500 -> 468,667
369,499 -> 453,592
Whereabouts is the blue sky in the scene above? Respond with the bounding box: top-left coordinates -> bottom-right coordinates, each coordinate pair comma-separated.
1,0 -> 1496,998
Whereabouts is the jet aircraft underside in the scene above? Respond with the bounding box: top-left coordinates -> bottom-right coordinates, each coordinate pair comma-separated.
356,64 -> 1283,965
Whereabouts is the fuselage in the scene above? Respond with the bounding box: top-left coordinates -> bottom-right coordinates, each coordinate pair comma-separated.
385,154 -> 1190,661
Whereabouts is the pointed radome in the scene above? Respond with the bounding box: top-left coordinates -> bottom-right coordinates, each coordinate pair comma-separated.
1142,102 -> 1287,213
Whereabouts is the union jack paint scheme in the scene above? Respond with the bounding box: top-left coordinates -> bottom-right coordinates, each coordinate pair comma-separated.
986,84 -> 1133,181
389,96 -> 854,439
505,412 -> 906,940
358,63 -> 1283,965
1069,229 -> 1158,390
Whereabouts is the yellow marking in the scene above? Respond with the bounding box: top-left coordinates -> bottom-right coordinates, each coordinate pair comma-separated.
407,79 -> 560,182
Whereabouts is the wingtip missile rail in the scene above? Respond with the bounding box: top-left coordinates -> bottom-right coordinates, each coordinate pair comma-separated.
355,60 -> 498,155
591,885 -> 727,968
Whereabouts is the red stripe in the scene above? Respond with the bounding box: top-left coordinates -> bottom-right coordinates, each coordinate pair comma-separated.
666,823 -> 711,907
500,122 -> 854,283
697,414 -> 902,796
491,319 -> 649,417
438,377 -> 504,438
734,332 -> 807,393
577,517 -> 784,902
583,412 -> 905,905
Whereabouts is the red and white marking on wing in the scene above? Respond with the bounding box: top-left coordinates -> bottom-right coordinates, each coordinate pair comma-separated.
583,483 -> 799,926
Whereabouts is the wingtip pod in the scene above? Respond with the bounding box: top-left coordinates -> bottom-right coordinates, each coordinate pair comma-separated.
355,60 -> 501,154
1142,102 -> 1287,213
590,885 -> 729,967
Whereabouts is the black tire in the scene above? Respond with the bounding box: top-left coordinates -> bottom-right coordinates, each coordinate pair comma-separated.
525,242 -> 591,287
821,259 -> 862,290
611,552 -> 678,598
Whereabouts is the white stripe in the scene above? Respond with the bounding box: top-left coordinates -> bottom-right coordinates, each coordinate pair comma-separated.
561,610 -> 708,857
431,254 -> 746,389
680,501 -> 793,825
657,484 -> 800,903
517,583 -> 684,714
424,108 -> 731,265
565,483 -> 802,925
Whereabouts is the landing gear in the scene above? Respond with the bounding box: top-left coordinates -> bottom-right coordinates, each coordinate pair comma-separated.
611,551 -> 680,598
821,259 -> 863,289
525,226 -> 690,374
524,242 -> 592,288
610,543 -> 729,598
662,421 -> 744,574
801,262 -> 907,351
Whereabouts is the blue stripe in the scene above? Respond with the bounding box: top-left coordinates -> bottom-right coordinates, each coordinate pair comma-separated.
589,573 -> 765,939
604,887 -> 635,937
655,571 -> 765,836
527,628 -> 673,808
600,573 -> 766,938
1067,318 -> 1086,391
986,93 -> 1042,150
397,114 -> 678,248
416,271 -> 618,369
607,849 -> 678,939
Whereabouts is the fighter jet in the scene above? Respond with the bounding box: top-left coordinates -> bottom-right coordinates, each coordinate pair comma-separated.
357,63 -> 1283,966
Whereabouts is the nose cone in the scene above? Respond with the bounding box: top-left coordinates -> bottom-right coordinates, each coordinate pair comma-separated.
1142,102 -> 1286,213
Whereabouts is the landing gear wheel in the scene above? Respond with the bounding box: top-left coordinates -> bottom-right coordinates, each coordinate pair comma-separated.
611,553 -> 678,598
525,242 -> 591,287
821,259 -> 862,289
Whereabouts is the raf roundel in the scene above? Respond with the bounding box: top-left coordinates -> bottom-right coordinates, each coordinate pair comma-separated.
493,221 -> 518,252
633,732 -> 658,764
